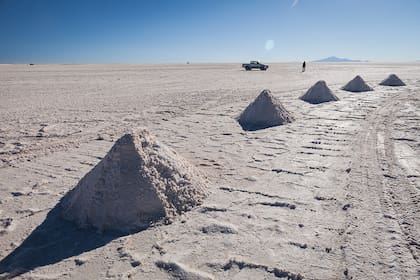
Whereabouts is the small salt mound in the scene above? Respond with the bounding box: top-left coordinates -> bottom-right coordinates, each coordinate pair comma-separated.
60,129 -> 207,233
342,75 -> 373,92
379,74 -> 406,86
300,80 -> 339,104
238,90 -> 294,131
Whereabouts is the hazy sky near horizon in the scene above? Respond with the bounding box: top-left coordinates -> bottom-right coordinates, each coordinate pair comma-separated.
0,0 -> 419,63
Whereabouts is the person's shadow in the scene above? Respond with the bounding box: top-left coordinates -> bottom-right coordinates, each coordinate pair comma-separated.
0,201 -> 137,279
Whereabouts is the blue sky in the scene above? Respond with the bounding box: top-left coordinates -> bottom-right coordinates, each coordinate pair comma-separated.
0,0 -> 419,63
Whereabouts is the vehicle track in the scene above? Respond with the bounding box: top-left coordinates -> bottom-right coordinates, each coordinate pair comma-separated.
343,90 -> 419,279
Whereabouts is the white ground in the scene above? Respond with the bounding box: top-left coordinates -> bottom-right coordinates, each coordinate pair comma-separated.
0,63 -> 419,280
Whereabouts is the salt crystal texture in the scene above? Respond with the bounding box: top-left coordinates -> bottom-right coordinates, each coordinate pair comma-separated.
379,74 -> 406,86
60,128 -> 207,232
342,75 -> 373,92
238,90 -> 294,131
300,80 -> 339,104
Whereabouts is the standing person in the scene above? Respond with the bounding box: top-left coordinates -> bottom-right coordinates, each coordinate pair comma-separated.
302,61 -> 306,72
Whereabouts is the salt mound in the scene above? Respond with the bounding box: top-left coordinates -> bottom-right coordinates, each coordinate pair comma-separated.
342,75 -> 373,92
60,129 -> 207,232
238,90 -> 294,131
300,80 -> 339,104
379,74 -> 406,86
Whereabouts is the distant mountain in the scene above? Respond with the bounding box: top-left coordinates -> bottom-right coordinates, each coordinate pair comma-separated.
314,56 -> 368,62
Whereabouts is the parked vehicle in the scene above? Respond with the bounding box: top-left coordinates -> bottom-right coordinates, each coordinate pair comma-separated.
242,61 -> 269,71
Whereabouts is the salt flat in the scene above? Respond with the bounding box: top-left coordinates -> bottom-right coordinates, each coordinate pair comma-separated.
0,63 -> 419,279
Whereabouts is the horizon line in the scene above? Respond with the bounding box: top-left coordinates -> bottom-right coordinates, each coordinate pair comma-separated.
1,60 -> 420,65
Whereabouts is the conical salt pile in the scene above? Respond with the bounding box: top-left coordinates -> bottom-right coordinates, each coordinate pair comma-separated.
60,129 -> 207,233
379,74 -> 406,86
342,75 -> 373,92
238,89 -> 294,131
300,80 -> 339,104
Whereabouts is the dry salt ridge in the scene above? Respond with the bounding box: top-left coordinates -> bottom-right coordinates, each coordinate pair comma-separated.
0,63 -> 419,280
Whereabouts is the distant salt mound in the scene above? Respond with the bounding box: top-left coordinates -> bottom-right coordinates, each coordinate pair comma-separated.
61,129 -> 207,233
342,75 -> 373,92
379,74 -> 406,86
238,90 -> 294,131
300,80 -> 339,104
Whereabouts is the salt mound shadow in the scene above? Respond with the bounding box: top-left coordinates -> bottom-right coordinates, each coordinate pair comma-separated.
0,205 -> 119,279
238,90 -> 294,131
300,80 -> 339,104
61,128 -> 207,233
379,74 -> 406,86
342,75 -> 373,92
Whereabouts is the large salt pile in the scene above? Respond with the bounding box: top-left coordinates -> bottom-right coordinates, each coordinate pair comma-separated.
238,89 -> 294,131
300,80 -> 339,104
60,129 -> 207,232
342,75 -> 373,92
379,74 -> 406,86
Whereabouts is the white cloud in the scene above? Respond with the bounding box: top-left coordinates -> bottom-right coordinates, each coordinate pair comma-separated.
292,0 -> 299,8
